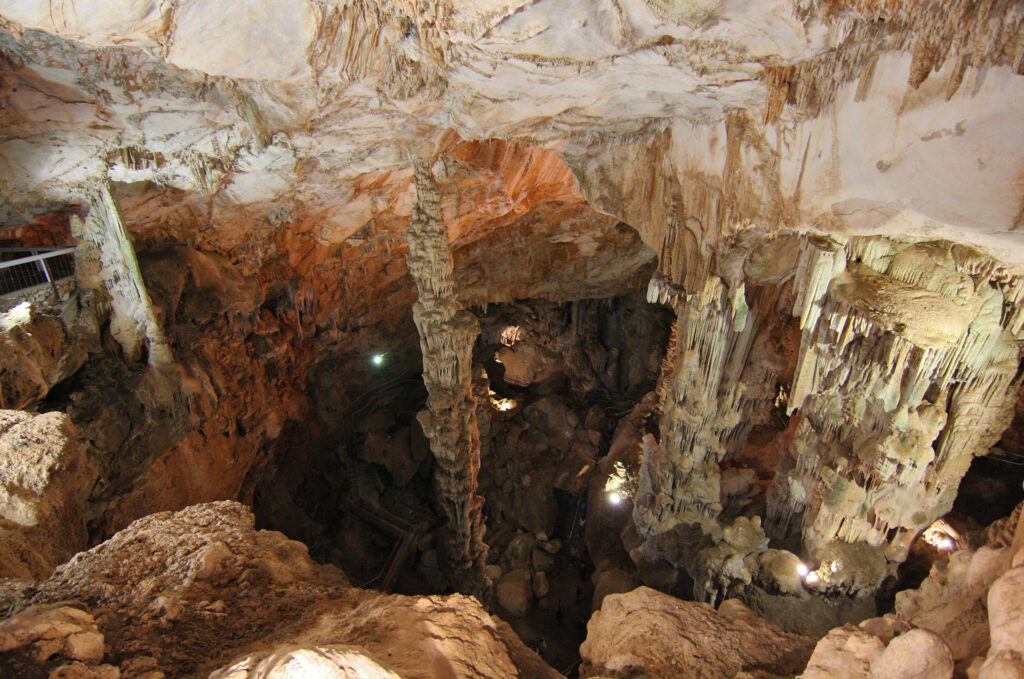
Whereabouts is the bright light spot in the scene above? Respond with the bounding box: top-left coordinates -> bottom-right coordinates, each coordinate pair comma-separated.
829,560 -> 841,573
608,492 -> 623,505
371,353 -> 385,367
805,572 -> 820,585
500,325 -> 522,347
923,519 -> 960,551
488,390 -> 518,412
490,397 -> 517,412
1,301 -> 32,331
796,563 -> 809,577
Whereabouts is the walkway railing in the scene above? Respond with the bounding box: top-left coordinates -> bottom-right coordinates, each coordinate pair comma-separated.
0,247 -> 76,297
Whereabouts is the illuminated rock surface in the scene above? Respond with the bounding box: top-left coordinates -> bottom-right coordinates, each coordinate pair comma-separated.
0,0 -> 1023,676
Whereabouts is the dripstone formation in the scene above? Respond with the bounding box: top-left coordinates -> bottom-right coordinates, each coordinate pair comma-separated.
0,1 -> 1023,678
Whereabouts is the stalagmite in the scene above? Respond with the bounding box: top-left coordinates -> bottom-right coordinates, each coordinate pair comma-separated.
405,158 -> 489,596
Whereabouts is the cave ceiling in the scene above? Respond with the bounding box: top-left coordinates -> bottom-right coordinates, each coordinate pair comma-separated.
1,0 -> 1022,281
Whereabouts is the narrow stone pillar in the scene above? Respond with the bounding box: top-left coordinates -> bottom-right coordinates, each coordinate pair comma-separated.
405,159 -> 488,596
73,181 -> 174,373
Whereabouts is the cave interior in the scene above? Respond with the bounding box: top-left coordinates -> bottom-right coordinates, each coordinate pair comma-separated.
2,2 -> 1024,678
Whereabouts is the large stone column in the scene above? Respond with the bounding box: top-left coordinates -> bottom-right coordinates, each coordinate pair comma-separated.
405,159 -> 488,596
74,181 -> 174,374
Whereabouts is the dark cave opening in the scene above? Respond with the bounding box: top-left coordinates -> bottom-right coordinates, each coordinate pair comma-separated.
250,291 -> 675,674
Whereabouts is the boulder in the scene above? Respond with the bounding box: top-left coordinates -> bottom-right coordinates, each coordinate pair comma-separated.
869,629 -> 953,679
496,568 -> 533,618
0,604 -> 105,667
0,502 -> 564,679
580,587 -> 814,678
987,567 -> 1024,659
0,411 -> 94,577
209,646 -> 404,679
591,569 -> 640,612
800,625 -> 885,679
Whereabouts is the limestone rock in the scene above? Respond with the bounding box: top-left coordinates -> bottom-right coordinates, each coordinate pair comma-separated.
869,629 -> 953,679
758,549 -> 806,596
48,664 -> 121,679
0,300 -> 96,411
895,547 -> 1013,663
532,571 -> 550,599
591,568 -> 640,612
987,567 -> 1024,661
800,625 -> 885,679
209,646 -> 405,679
979,655 -> 1024,679
0,411 -> 94,577
496,568 -> 533,618
532,547 -> 555,573
580,587 -> 814,679
496,344 -> 561,387
0,604 -> 105,667
0,501 -> 562,679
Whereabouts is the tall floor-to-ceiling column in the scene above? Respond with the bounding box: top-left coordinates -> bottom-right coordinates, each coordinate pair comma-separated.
405,159 -> 488,596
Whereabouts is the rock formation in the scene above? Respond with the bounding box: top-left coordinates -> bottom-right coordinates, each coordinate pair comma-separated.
0,0 -> 1023,676
579,586 -> 815,678
800,499 -> 1024,679
634,235 -> 1024,604
0,501 -> 562,679
405,159 -> 488,595
0,410 -> 93,579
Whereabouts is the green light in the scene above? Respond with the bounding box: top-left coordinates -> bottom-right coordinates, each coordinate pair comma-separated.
371,353 -> 385,367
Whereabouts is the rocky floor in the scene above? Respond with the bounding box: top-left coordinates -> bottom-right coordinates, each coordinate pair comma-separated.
0,501 -> 562,679
1,497 -> 1023,679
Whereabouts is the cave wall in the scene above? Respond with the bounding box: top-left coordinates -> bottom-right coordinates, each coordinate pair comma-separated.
0,0 -> 1022,611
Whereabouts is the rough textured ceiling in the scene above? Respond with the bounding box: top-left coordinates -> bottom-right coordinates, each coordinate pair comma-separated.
1,0 -> 1022,271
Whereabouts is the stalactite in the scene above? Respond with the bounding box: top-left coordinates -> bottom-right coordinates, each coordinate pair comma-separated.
769,236 -> 1023,591
77,181 -> 175,375
404,158 -> 488,597
635,273 -> 769,574
642,233 -> 1023,597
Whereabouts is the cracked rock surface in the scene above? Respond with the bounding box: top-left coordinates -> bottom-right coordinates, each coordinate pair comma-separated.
0,500 -> 562,679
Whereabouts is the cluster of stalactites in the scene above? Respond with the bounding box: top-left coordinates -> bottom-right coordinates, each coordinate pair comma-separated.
405,159 -> 488,596
639,232 -> 1023,597
770,235 -> 1023,592
634,271 -> 770,540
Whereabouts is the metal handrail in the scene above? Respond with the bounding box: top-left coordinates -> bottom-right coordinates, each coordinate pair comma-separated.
0,247 -> 76,299
0,247 -> 76,269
